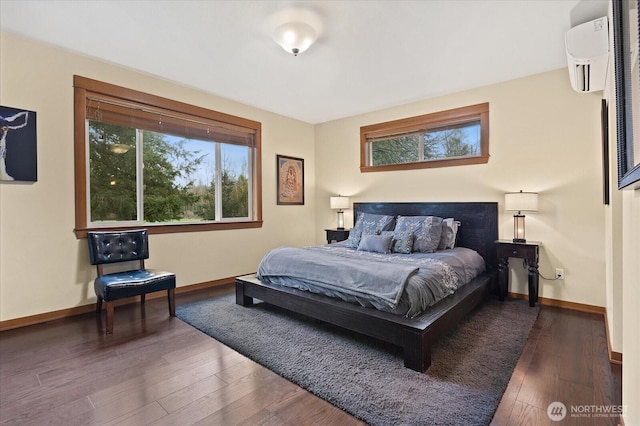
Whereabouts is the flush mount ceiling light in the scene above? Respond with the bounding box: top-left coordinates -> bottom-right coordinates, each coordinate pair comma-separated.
268,8 -> 322,57
273,22 -> 317,56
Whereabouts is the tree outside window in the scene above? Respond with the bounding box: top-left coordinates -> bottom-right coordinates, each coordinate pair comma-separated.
74,76 -> 261,238
361,103 -> 489,172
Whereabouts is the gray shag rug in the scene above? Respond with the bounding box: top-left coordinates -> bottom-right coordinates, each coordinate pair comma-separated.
177,295 -> 539,426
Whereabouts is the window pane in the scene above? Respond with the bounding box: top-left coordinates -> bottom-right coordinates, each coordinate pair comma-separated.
371,135 -> 421,166
220,143 -> 250,218
142,132 -> 213,223
423,121 -> 481,160
75,76 -> 262,237
360,102 -> 489,172
89,121 -> 138,222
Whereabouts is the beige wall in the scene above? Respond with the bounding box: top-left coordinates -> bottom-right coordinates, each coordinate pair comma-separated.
621,189 -> 639,424
0,32 -> 317,321
315,68 -> 606,308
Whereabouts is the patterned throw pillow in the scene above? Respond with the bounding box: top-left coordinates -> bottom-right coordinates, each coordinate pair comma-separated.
345,212 -> 396,248
381,230 -> 414,254
395,215 -> 443,253
357,234 -> 394,254
345,227 -> 363,249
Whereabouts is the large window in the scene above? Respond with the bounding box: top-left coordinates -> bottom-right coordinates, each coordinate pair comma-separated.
74,76 -> 262,237
360,103 -> 489,172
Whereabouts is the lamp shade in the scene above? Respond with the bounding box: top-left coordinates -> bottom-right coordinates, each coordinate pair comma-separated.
330,196 -> 350,210
505,191 -> 538,212
273,22 -> 317,56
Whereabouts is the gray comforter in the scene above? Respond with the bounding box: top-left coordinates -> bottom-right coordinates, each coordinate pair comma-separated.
257,244 -> 485,318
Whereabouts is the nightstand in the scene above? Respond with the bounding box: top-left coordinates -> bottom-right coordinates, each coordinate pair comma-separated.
495,240 -> 540,307
325,228 -> 350,244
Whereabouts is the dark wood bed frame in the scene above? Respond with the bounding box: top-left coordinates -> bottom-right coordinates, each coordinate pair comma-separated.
235,202 -> 498,372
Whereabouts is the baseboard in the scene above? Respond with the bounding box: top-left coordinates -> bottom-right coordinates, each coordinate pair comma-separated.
604,310 -> 623,365
508,292 -> 623,365
0,276 -> 237,332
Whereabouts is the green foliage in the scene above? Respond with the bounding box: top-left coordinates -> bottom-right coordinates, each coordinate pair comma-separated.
192,158 -> 249,220
222,170 -> 249,218
371,135 -> 420,166
89,123 -> 138,221
142,132 -> 204,222
370,126 -> 479,166
89,123 -> 204,223
424,128 -> 477,159
90,122 -> 250,223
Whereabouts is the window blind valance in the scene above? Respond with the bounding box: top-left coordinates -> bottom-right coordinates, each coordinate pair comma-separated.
86,98 -> 255,147
364,118 -> 482,142
74,75 -> 259,148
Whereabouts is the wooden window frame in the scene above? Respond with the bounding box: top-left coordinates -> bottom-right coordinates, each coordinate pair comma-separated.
73,75 -> 262,238
360,103 -> 490,172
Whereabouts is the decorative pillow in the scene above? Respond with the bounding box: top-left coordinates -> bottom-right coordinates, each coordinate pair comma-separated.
395,215 -> 443,253
345,227 -> 363,249
438,218 -> 460,250
345,212 -> 395,248
381,230 -> 414,254
357,234 -> 393,254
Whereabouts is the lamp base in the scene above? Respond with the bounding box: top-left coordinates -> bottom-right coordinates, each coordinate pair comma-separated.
336,210 -> 345,230
513,214 -> 526,244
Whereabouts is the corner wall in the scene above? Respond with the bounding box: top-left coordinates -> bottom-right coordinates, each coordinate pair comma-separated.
314,69 -> 606,308
0,32 -> 317,321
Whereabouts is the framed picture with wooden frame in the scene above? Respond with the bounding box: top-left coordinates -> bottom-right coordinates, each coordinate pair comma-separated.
276,154 -> 304,205
601,99 -> 610,205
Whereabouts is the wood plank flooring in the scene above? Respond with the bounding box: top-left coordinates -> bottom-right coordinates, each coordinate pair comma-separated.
0,285 -> 621,425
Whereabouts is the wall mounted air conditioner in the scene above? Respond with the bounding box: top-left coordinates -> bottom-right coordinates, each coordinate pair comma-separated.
565,16 -> 609,93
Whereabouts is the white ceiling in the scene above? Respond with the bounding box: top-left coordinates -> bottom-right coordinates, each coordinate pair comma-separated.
0,0 -> 607,124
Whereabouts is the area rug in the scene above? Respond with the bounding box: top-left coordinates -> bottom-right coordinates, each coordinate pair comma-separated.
177,295 -> 539,426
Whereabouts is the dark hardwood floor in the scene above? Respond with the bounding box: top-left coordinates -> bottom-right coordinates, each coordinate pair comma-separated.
0,285 -> 621,425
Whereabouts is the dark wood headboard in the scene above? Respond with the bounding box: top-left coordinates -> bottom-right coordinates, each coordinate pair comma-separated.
353,202 -> 498,270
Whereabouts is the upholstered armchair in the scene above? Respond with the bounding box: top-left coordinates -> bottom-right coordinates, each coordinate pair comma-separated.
87,229 -> 176,334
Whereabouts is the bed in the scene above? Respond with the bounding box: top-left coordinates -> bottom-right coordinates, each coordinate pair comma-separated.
235,202 -> 498,372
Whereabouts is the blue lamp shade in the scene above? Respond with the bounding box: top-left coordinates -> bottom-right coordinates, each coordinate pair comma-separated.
505,191 -> 538,242
330,196 -> 350,229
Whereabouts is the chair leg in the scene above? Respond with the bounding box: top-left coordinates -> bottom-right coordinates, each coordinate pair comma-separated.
140,293 -> 146,305
105,301 -> 114,334
96,296 -> 103,314
168,288 -> 175,316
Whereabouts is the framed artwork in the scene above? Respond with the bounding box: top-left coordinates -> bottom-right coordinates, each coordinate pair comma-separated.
0,105 -> 37,182
612,0 -> 640,189
601,99 -> 610,205
277,154 -> 304,205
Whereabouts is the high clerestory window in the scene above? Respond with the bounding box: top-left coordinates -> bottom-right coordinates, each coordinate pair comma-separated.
360,103 -> 489,172
73,76 -> 262,238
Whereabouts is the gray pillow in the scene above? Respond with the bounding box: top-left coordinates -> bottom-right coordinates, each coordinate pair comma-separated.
395,215 -> 443,253
357,234 -> 393,254
345,212 -> 395,248
438,218 -> 460,250
381,230 -> 414,254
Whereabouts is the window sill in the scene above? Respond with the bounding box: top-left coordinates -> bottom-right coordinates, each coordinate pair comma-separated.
361,155 -> 490,173
74,220 -> 263,239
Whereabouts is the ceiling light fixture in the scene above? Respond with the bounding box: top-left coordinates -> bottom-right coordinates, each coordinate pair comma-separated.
109,143 -> 131,154
273,22 -> 317,56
